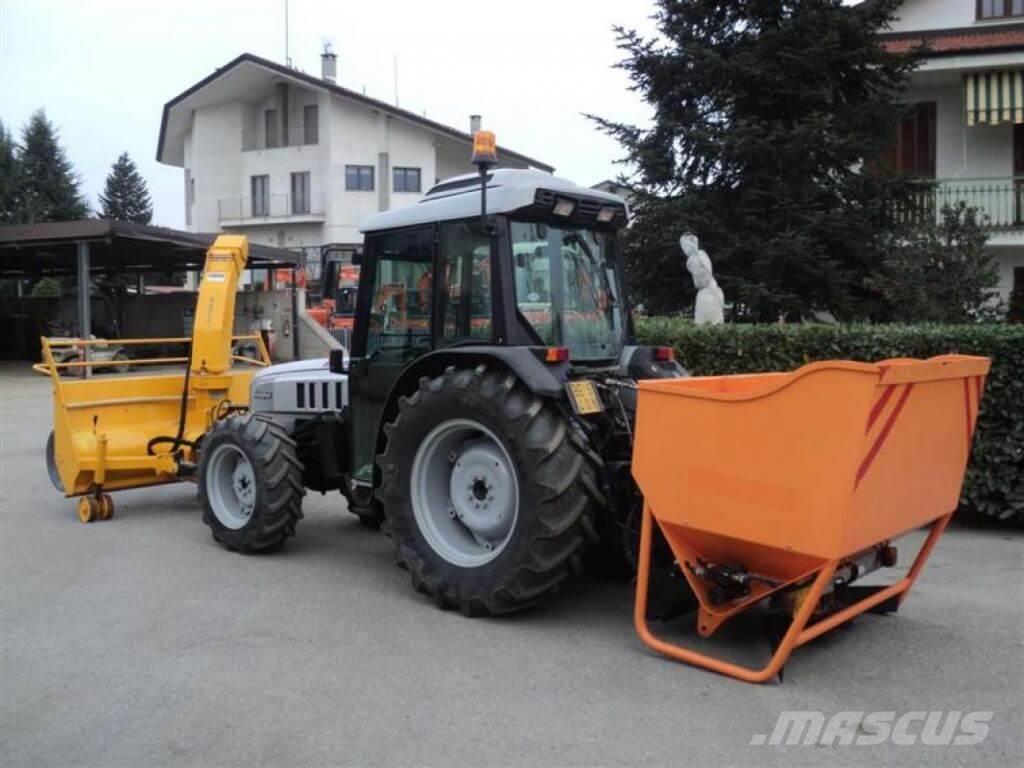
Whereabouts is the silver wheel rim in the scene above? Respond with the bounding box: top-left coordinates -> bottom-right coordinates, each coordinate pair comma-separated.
207,443 -> 257,530
411,418 -> 519,568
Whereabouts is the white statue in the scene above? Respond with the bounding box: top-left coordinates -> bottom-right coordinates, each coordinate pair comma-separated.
680,233 -> 725,325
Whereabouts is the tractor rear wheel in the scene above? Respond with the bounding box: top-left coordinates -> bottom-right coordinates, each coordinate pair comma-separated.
198,414 -> 305,553
377,366 -> 601,615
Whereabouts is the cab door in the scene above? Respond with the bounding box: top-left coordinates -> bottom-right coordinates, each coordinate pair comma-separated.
348,225 -> 436,484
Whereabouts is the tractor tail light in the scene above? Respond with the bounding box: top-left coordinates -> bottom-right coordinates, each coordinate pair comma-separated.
654,346 -> 674,362
545,347 -> 570,363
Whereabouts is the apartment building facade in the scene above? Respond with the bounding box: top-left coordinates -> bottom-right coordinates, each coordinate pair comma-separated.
878,0 -> 1024,306
156,52 -> 552,285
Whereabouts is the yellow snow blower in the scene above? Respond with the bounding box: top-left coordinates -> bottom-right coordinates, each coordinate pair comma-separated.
38,235 -> 269,521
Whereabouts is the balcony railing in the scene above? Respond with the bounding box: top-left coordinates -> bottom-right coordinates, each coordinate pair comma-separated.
218,194 -> 324,222
899,177 -> 1024,230
241,130 -> 318,152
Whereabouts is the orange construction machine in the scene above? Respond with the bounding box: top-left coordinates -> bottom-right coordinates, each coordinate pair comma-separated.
307,244 -> 359,342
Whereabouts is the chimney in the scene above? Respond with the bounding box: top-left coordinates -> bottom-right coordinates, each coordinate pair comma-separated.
469,114 -> 482,134
321,43 -> 337,83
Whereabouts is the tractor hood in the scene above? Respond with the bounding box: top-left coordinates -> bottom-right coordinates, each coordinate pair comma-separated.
252,357 -> 332,383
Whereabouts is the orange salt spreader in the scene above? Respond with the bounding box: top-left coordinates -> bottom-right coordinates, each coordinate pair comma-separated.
631,354 -> 990,683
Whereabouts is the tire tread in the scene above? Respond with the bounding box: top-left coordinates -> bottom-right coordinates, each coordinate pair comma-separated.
377,367 -> 598,615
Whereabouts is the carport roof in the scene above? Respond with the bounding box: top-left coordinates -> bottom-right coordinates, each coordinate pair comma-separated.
0,219 -> 301,276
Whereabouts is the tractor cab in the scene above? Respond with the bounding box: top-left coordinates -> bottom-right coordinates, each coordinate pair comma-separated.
355,168 -> 631,358
341,168 -> 637,486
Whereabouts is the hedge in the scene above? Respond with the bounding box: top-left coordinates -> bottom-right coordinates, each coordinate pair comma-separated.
635,319 -> 1024,525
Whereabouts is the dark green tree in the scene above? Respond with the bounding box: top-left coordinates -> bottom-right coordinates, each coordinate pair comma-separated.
591,0 -> 920,319
872,202 -> 1001,323
0,119 -> 17,224
99,152 -> 153,224
14,110 -> 89,223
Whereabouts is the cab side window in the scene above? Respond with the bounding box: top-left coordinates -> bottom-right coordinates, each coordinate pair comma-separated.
365,228 -> 434,355
438,220 -> 493,344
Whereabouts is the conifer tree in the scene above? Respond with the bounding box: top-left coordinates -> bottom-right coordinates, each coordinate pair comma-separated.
99,152 -> 153,224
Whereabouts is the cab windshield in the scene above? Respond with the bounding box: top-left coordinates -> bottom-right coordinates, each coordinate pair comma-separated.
510,220 -> 624,360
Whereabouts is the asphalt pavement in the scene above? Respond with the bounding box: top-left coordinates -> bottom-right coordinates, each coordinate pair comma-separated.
1,362 -> 1022,767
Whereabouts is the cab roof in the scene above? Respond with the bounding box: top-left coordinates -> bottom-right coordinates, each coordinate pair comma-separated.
360,169 -> 629,233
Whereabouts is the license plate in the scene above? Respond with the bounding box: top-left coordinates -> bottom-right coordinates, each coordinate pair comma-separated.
566,380 -> 604,416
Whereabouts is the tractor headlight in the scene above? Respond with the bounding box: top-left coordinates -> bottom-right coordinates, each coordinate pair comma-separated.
597,206 -> 617,223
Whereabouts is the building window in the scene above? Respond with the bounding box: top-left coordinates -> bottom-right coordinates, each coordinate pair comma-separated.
346,165 -> 374,191
977,0 -> 1024,19
393,167 -> 422,193
291,172 -> 311,214
251,175 -> 270,217
303,104 -> 318,145
265,109 -> 279,149
879,102 -> 936,178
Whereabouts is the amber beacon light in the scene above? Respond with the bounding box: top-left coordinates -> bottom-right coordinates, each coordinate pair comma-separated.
471,130 -> 498,167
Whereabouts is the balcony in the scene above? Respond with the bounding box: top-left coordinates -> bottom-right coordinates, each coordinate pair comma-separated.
217,194 -> 325,225
241,130 -> 317,153
899,178 -> 1024,236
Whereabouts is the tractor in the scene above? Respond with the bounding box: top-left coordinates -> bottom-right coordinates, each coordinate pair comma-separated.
199,133 -> 684,615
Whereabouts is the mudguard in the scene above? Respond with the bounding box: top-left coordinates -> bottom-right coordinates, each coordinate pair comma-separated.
387,345 -> 571,401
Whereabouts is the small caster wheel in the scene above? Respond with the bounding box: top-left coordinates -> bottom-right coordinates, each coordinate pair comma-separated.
98,494 -> 114,521
77,496 -> 99,523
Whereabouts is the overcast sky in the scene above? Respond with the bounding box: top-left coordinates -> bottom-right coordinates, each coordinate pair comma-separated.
0,0 -> 658,229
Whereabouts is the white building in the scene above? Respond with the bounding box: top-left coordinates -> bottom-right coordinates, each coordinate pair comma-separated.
156,51 -> 552,282
878,0 -> 1024,305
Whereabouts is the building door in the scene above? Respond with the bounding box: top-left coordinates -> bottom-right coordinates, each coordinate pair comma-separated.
900,103 -> 936,178
879,102 -> 936,178
879,103 -> 936,226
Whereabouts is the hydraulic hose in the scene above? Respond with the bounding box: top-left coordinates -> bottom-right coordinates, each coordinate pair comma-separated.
146,341 -> 196,457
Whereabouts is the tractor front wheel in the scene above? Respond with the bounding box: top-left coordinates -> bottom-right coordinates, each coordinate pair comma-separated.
198,414 -> 305,553
377,366 -> 601,615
